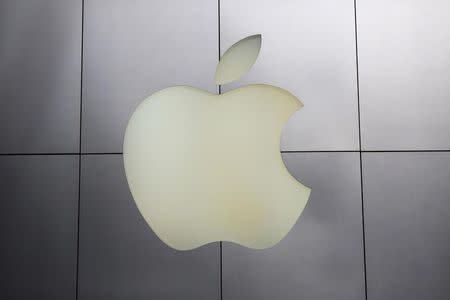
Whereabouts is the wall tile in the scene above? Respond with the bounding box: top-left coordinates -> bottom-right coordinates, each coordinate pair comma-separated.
220,0 -> 359,151
358,0 -> 450,150
363,152 -> 450,300
78,155 -> 220,300
0,155 -> 78,300
0,0 -> 81,153
222,152 -> 365,300
82,0 -> 218,153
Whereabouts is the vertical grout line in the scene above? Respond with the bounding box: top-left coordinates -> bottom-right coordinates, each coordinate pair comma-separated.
217,1 -> 223,300
76,147 -> 82,300
76,0 -> 85,299
78,4 -> 85,154
218,0 -> 222,96
354,3 -> 362,152
359,144 -> 368,300
220,241 -> 223,300
353,1 -> 368,300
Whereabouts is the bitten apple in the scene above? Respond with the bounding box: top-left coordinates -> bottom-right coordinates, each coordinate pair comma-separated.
123,34 -> 311,250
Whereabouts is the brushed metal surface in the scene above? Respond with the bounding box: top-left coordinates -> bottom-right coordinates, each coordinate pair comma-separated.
220,0 -> 360,151
0,0 -> 81,153
78,155 -> 220,300
358,0 -> 450,150
0,155 -> 78,300
363,152 -> 450,300
222,152 -> 365,300
82,0 -> 218,153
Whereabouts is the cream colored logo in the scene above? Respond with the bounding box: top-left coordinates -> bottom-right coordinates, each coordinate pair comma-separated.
123,34 -> 311,250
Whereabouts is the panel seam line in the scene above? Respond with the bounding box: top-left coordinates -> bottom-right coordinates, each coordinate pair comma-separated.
353,1 -> 369,299
75,0 -> 84,299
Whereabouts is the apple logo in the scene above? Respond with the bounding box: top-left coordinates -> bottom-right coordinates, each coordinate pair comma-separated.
123,34 -> 311,251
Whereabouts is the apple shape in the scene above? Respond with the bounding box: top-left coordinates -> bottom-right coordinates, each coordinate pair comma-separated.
123,34 -> 311,250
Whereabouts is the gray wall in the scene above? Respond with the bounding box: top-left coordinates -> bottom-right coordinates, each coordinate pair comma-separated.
1,0 -> 449,300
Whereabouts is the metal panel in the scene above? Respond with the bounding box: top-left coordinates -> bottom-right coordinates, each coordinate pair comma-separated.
0,155 -> 78,300
358,0 -> 450,150
0,0 -> 81,153
82,0 -> 218,153
222,152 -> 365,300
220,0 -> 359,151
78,155 -> 220,300
363,152 -> 450,300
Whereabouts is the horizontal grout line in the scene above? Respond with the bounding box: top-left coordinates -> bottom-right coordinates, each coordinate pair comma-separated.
1,150 -> 450,156
0,153 -> 79,156
0,152 -> 122,156
362,149 -> 450,153
82,152 -> 123,155
281,150 -> 358,153
283,150 -> 450,153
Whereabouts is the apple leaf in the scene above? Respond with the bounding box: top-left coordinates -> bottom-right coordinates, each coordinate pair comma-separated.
215,34 -> 262,85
